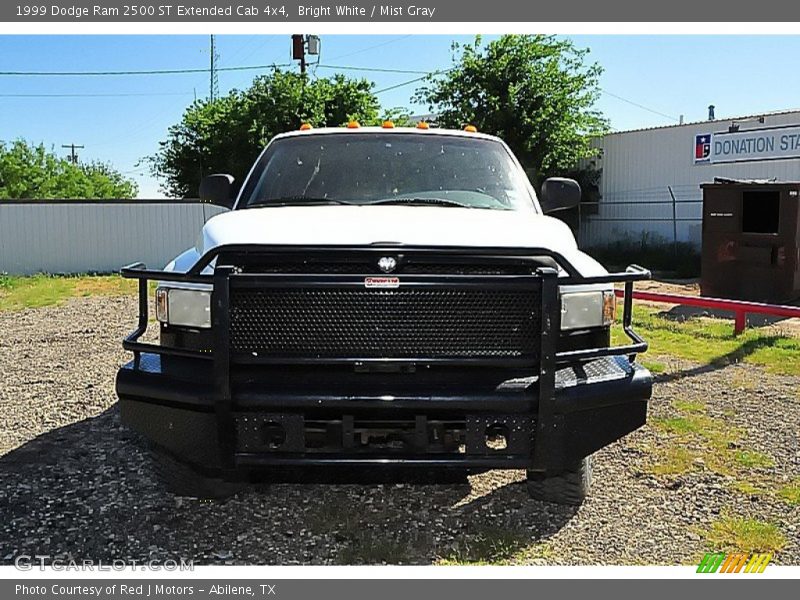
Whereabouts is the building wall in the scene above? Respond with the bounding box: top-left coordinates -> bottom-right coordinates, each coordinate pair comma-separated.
0,201 -> 226,275
581,110 -> 800,249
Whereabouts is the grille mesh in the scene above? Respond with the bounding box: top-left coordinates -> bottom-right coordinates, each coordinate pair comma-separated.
229,286 -> 541,360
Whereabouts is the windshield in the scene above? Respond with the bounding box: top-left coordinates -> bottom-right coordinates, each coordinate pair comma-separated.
239,132 -> 535,211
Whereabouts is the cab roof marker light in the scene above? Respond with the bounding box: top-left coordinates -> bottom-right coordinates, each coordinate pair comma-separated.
382,120 -> 395,129
299,123 -> 313,131
464,125 -> 478,132
346,121 -> 360,129
417,121 -> 430,130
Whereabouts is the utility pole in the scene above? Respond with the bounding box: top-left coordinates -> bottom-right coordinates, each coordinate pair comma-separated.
62,143 -> 84,164
292,34 -> 320,75
209,34 -> 219,101
291,34 -> 306,74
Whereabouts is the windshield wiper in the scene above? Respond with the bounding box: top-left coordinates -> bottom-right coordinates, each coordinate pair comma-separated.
248,196 -> 355,208
368,197 -> 479,209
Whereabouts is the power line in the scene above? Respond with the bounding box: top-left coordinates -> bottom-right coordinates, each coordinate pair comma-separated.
217,35 -> 259,66
373,69 -> 452,94
316,65 -> 432,75
120,165 -> 150,175
0,63 -> 291,77
238,37 -> 284,66
325,36 -> 412,61
374,75 -> 429,94
600,88 -> 680,122
0,63 -> 436,78
0,91 -> 192,98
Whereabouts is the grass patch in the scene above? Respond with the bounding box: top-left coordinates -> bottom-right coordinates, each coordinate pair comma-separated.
730,371 -> 760,392
673,399 -> 705,413
615,305 -> 800,376
0,274 -> 136,312
731,480 -> 765,496
646,398 -> 774,480
436,530 -> 550,565
733,450 -> 775,470
703,515 -> 786,554
652,415 -> 706,436
649,446 -> 697,476
334,533 -> 417,565
652,412 -> 741,449
777,480 -> 800,505
640,359 -> 667,374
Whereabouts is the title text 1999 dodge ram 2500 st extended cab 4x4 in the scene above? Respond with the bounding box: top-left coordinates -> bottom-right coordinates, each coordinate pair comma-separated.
116,123 -> 652,504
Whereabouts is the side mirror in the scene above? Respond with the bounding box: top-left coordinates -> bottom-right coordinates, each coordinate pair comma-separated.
199,174 -> 235,209
539,177 -> 581,214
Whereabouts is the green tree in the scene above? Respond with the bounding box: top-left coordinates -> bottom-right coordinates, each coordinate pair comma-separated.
150,69 -> 382,198
414,35 -> 608,185
0,140 -> 137,199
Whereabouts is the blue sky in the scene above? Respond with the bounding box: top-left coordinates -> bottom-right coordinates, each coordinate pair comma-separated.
1,34 -> 799,198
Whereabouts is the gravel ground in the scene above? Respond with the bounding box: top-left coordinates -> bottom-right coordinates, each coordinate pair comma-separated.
0,296 -> 797,565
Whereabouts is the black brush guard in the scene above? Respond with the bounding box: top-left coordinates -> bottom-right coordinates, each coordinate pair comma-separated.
118,245 -> 650,473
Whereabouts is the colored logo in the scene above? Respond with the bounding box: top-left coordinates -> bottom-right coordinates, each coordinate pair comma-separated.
697,552 -> 771,573
364,276 -> 400,289
695,133 -> 712,162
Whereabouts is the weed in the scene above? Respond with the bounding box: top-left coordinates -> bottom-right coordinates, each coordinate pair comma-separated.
436,529 -> 549,565
733,450 -> 775,470
703,515 -> 785,554
673,399 -> 705,413
649,446 -> 697,476
641,359 -> 667,374
777,480 -> 800,505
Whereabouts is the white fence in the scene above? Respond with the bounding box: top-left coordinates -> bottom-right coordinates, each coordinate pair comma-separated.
0,201 -> 226,275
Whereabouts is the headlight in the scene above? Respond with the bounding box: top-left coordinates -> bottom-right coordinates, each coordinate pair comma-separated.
155,287 -> 212,329
560,290 -> 616,330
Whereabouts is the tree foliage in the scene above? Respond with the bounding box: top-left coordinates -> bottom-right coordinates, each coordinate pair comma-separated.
414,35 -> 608,184
0,140 -> 137,199
150,69 -> 382,198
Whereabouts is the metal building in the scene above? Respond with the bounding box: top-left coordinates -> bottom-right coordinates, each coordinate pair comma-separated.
0,200 -> 225,275
580,109 -> 800,250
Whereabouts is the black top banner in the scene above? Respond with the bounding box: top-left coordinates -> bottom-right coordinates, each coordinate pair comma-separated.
2,0 -> 797,22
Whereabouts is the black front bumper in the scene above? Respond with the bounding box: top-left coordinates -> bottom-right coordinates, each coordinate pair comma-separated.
117,354 -> 651,472
116,245 -> 652,474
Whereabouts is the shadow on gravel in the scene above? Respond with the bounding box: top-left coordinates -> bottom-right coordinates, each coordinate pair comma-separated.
0,405 -> 577,565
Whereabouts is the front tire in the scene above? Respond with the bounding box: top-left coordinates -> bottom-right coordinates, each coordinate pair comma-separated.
526,456 -> 593,505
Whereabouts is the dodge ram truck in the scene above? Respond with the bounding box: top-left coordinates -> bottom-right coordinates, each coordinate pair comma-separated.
116,123 -> 652,504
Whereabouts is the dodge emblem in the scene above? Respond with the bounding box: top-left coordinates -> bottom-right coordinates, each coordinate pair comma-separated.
377,256 -> 397,273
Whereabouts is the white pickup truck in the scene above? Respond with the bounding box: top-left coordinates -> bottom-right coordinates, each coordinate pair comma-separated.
117,124 -> 652,504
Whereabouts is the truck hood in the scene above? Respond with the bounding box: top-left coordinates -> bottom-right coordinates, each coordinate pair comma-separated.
192,205 -> 606,277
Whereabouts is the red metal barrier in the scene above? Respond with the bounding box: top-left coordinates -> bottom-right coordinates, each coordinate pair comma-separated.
614,289 -> 800,334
